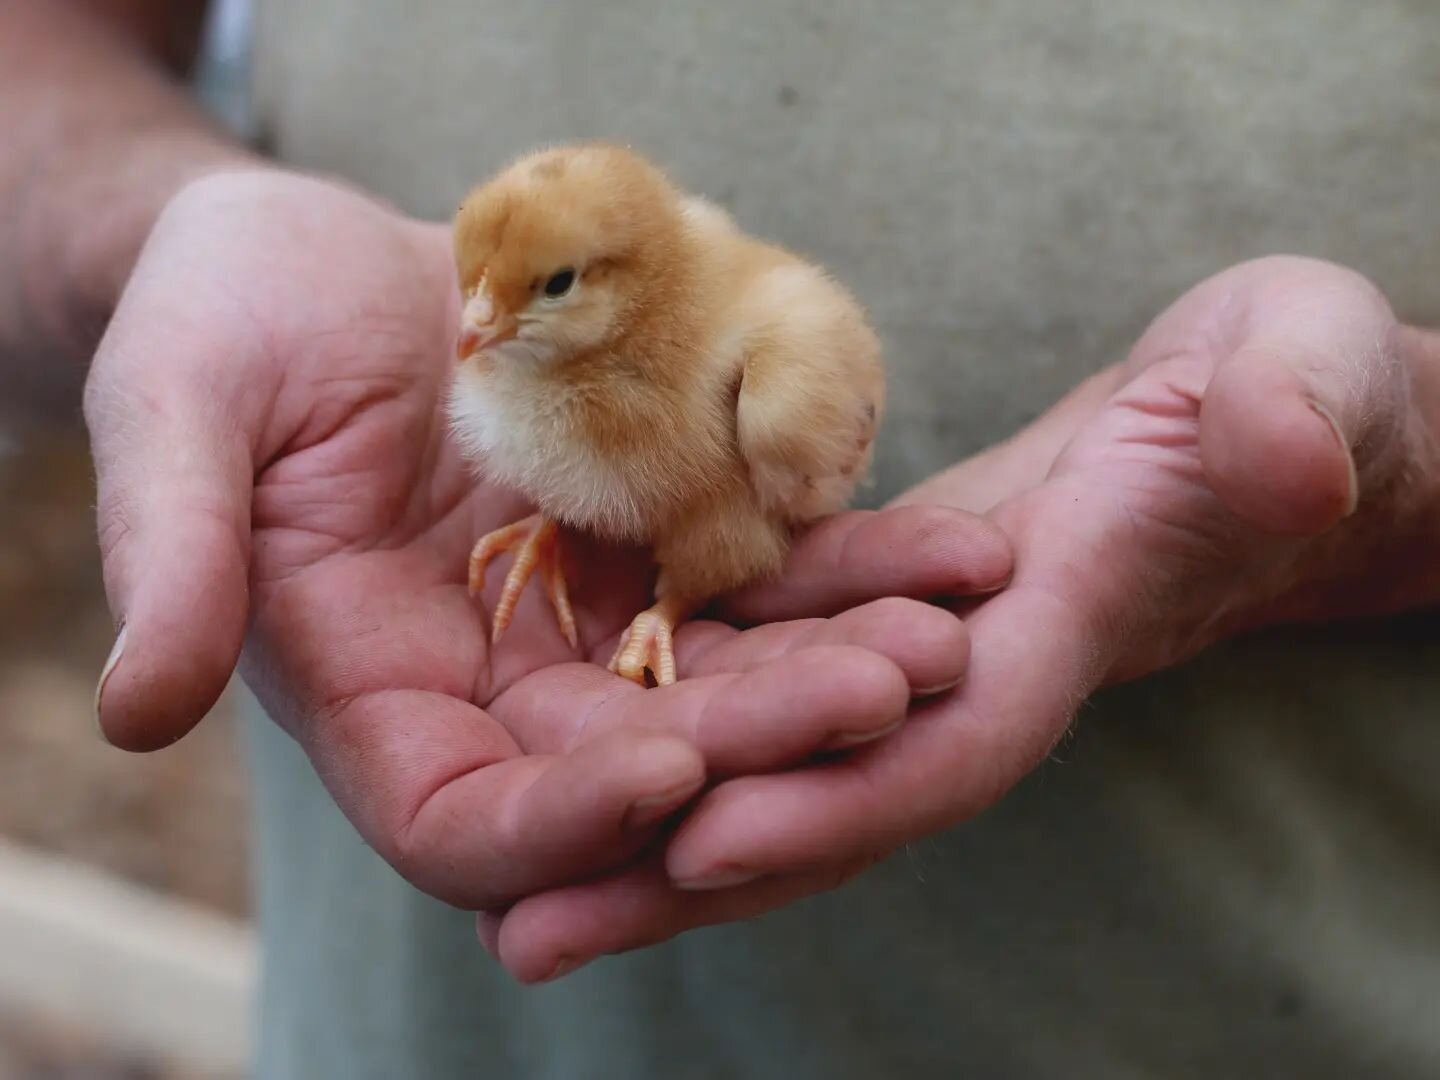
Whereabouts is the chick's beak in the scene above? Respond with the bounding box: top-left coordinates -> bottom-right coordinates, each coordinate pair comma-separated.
456,290 -> 516,360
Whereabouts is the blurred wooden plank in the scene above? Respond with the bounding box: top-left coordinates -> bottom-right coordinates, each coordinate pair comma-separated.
0,836 -> 253,1076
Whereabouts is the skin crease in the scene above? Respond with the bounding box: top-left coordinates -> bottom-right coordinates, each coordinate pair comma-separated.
482,257 -> 1440,983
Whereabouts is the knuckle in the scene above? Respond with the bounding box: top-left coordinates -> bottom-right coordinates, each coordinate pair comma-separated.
96,496 -> 136,564
388,801 -> 512,911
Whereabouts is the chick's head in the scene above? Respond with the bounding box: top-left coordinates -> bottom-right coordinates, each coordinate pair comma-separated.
452,144 -> 684,365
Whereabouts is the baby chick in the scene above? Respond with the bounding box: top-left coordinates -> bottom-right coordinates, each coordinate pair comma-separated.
449,143 -> 884,686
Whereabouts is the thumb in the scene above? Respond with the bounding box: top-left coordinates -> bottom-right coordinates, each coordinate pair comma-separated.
1199,353 -> 1359,535
85,327 -> 255,752
1196,259 -> 1402,536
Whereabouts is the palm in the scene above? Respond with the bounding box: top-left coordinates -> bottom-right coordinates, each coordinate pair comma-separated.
232,207 -> 653,714
90,170 -> 1008,918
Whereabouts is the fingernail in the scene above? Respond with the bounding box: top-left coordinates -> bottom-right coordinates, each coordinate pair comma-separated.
623,778 -> 704,832
541,955 -> 587,982
476,912 -> 502,955
1308,400 -> 1359,516
94,624 -> 128,735
971,559 -> 1015,594
673,865 -> 760,891
821,717 -> 904,752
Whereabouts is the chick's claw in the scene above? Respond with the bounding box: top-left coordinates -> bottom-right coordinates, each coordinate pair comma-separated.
468,514 -> 578,649
608,597 -> 688,687
541,553 -> 578,649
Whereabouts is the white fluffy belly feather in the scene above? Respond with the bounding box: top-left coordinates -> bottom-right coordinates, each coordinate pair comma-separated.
447,364 -> 648,540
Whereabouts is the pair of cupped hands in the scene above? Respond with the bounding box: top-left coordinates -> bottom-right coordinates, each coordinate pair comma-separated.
89,171 -> 1439,983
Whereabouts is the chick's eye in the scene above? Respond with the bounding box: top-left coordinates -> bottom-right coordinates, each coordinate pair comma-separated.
542,268 -> 577,298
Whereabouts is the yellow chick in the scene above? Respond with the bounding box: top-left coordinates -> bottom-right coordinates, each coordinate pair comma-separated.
449,143 -> 884,686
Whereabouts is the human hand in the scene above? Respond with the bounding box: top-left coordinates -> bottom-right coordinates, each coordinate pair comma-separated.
484,256 -> 1440,979
86,170 -> 1013,910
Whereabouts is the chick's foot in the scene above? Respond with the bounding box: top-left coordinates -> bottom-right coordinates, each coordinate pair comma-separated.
608,595 -> 692,687
468,514 -> 577,649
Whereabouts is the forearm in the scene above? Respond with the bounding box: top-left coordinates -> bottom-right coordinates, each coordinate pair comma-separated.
0,2 -> 260,390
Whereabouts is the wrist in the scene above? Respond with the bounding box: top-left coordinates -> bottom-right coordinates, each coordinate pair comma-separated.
11,127 -> 262,365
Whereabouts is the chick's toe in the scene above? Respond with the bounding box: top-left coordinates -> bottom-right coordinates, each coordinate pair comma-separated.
468,513 -> 577,649
608,597 -> 689,687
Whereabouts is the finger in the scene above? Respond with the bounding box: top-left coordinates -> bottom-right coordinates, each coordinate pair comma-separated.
482,855 -> 877,984
492,645 -> 911,774
677,597 -> 970,697
1201,357 -> 1359,534
721,506 -> 1012,624
302,689 -> 705,910
1153,257 -> 1401,535
86,303 -> 261,751
662,583 -> 1098,887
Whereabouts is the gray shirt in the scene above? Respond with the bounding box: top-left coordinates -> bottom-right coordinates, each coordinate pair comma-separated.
246,2 -> 1440,1076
